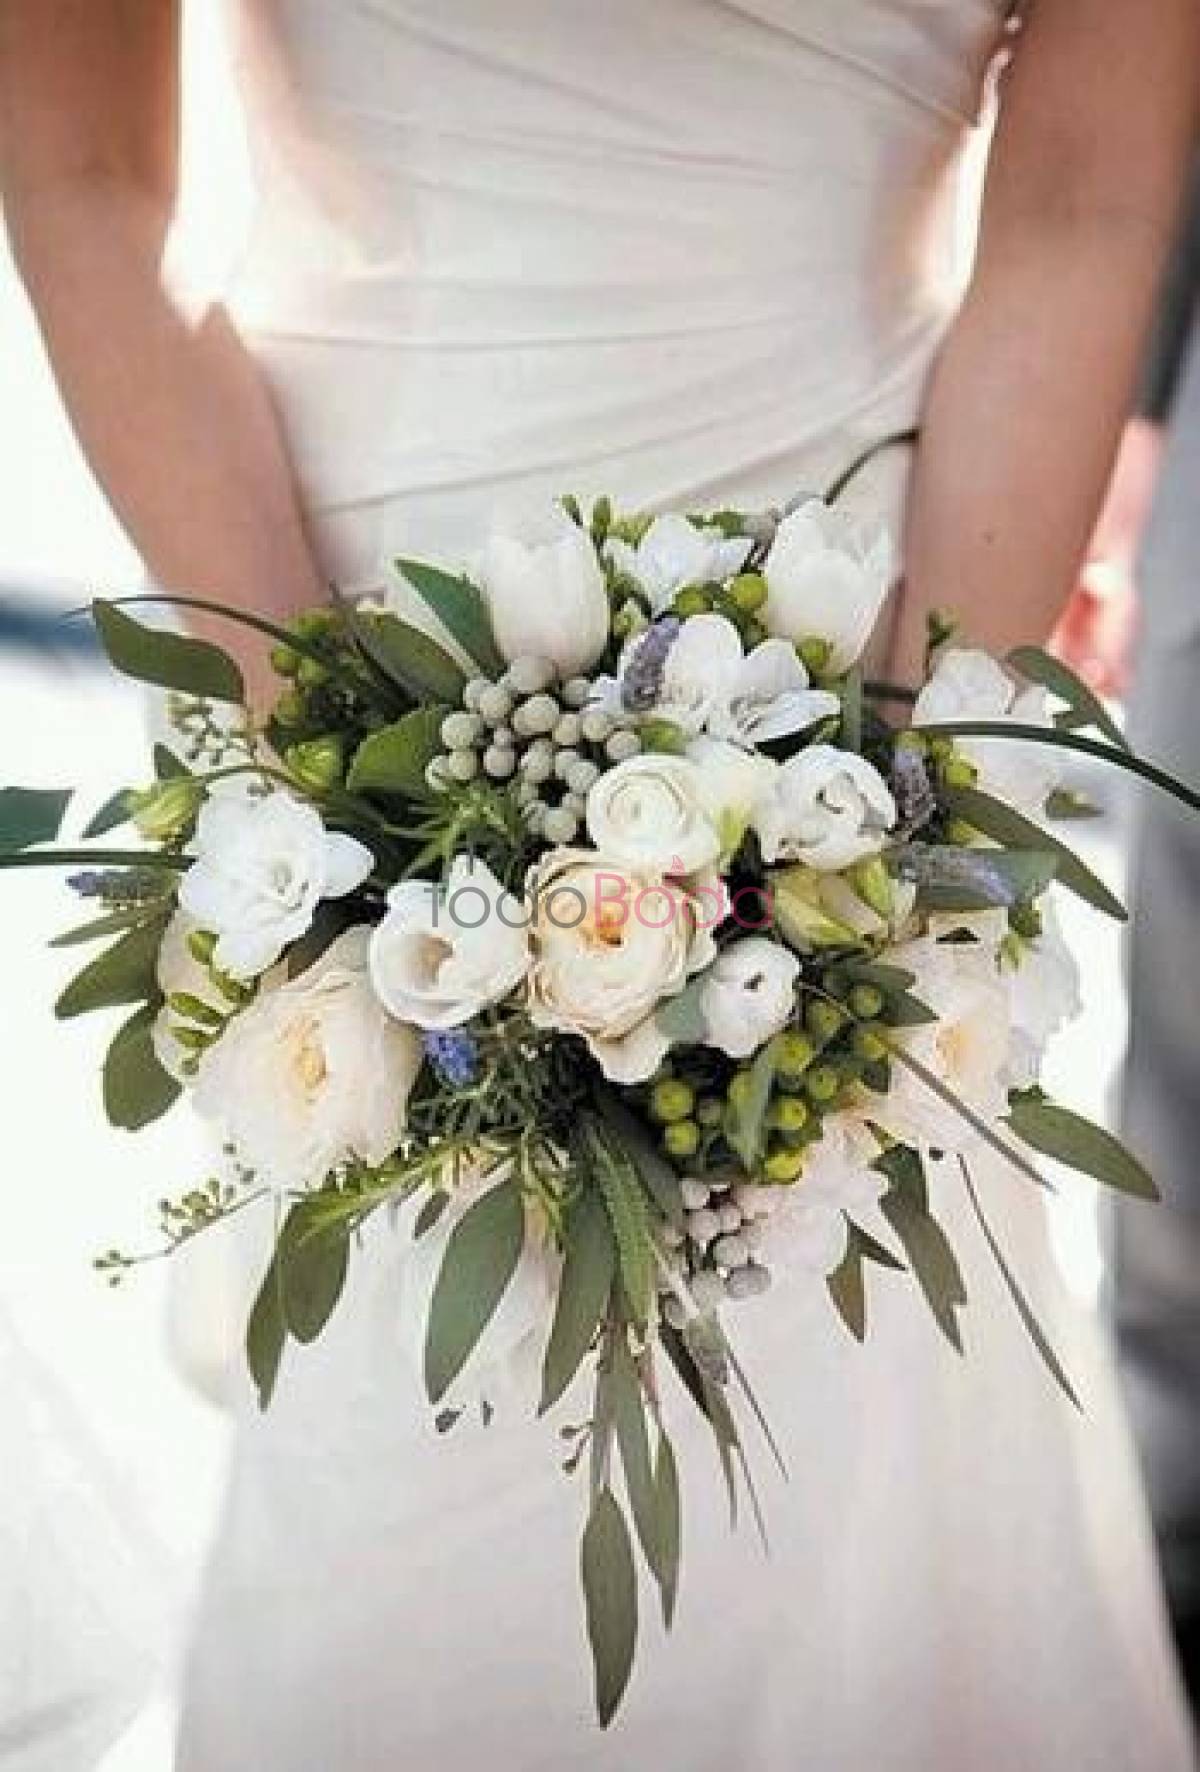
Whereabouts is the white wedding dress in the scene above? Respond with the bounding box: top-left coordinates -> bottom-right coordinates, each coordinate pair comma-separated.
175,4 -> 1196,1766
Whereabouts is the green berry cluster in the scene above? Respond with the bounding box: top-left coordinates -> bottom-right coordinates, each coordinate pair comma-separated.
268,609 -> 381,774
665,570 -> 769,649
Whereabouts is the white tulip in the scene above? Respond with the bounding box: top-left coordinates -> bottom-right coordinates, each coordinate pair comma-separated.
606,514 -> 751,616
192,929 -> 422,1192
912,647 -> 1060,816
762,498 -> 894,671
369,855 -> 530,1030
699,936 -> 799,1060
525,847 -> 715,1083
179,788 -> 373,980
755,745 -> 896,871
585,752 -> 722,876
479,527 -> 610,676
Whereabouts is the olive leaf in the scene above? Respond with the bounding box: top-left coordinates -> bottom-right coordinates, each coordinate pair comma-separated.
581,1487 -> 638,1728
540,1185 -> 616,1414
826,1220 -> 905,1342
424,1173 -> 525,1404
1007,645 -> 1130,754
876,1145 -> 967,1352
278,1204 -> 351,1344
93,599 -> 245,704
940,783 -> 1126,921
1006,1098 -> 1157,1201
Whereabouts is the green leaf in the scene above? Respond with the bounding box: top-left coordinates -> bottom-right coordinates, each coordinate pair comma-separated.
653,1430 -> 681,1629
347,705 -> 447,798
593,1089 -> 685,1229
278,1205 -> 350,1344
838,960 -> 917,996
349,609 -> 467,705
826,1220 -> 904,1342
883,991 -> 939,1028
153,744 -> 191,780
394,557 -> 505,676
81,789 -> 134,839
915,719 -> 1200,820
424,1174 -> 525,1404
1005,1099 -> 1157,1201
581,1488 -> 638,1728
891,843 -> 1059,914
728,1033 -> 782,1173
0,786 -> 71,855
611,1335 -> 661,1585
959,1157 -> 1081,1410
540,1186 -> 615,1414
591,1126 -> 657,1328
1007,645 -> 1131,754
877,1146 -> 968,1352
54,918 -> 164,1020
93,599 -> 244,704
50,905 -> 158,949
941,784 -> 1127,921
246,1249 -> 288,1410
886,1043 -> 1052,1193
101,1001 -> 181,1130
655,977 -> 709,1046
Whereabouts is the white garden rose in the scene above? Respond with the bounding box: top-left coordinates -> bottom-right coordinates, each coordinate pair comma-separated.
762,498 -> 894,671
479,527 -> 609,676
192,929 -> 422,1193
526,847 -> 715,1083
755,745 -> 896,871
606,514 -> 752,616
178,788 -> 374,980
912,647 -> 1060,816
369,855 -> 530,1030
699,936 -> 799,1060
585,752 -> 722,876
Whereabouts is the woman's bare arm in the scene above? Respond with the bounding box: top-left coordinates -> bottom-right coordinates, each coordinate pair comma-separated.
895,0 -> 1200,685
0,1 -> 322,710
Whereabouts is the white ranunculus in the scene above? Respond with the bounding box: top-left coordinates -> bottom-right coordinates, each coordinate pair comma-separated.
585,753 -> 722,876
606,514 -> 752,617
179,788 -> 373,980
191,929 -> 422,1192
762,498 -> 894,671
369,855 -> 530,1031
912,647 -> 1060,816
526,847 -> 715,1083
699,937 -> 799,1060
478,527 -> 610,676
751,1115 -> 887,1276
755,745 -> 896,871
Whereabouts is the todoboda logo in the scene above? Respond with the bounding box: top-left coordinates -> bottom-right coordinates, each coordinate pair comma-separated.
428,856 -> 774,934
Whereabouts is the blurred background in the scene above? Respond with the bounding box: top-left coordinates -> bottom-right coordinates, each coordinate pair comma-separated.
0,10 -> 1194,1769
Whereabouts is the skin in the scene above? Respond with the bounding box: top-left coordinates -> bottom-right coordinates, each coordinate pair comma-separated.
2,1 -> 1198,706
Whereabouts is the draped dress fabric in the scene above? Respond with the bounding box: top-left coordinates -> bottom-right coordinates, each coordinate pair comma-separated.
175,4 -> 1197,1767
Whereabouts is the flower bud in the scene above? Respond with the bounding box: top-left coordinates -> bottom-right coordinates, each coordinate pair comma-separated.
130,778 -> 202,841
286,735 -> 346,791
847,855 -> 894,921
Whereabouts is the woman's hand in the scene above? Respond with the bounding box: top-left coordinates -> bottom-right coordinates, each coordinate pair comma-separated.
0,2 -> 324,716
894,0 -> 1199,688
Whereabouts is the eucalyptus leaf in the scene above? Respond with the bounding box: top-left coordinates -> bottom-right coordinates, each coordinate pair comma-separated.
655,977 -> 709,1047
0,786 -> 71,855
611,1335 -> 661,1582
581,1487 -> 638,1728
826,1220 -> 904,1342
877,1146 -> 967,1352
728,1033 -> 782,1172
593,1090 -> 685,1228
941,784 -> 1127,922
891,842 -> 1058,914
279,1206 -> 350,1344
394,557 -> 505,676
81,789 -> 134,839
349,609 -> 467,705
246,1251 -> 287,1411
347,705 -> 447,798
102,1001 -> 181,1131
424,1174 -> 525,1404
93,599 -> 245,704
653,1430 -> 681,1629
54,919 -> 164,1020
1007,645 -> 1130,754
1006,1099 -> 1157,1201
50,905 -> 159,949
590,1125 -> 656,1328
413,1191 -> 449,1239
540,1186 -> 615,1414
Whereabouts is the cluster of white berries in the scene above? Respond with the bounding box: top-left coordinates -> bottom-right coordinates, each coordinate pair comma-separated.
660,1174 -> 776,1318
427,655 -> 643,845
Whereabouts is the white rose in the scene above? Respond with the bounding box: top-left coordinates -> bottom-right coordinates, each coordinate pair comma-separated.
606,514 -> 752,617
479,527 -> 609,676
526,847 -> 715,1083
585,753 -> 724,877
178,788 -> 374,980
699,937 -> 799,1060
912,647 -> 1060,816
192,929 -> 422,1192
369,855 -> 530,1030
755,745 -> 896,871
762,498 -> 894,671
750,1115 -> 887,1276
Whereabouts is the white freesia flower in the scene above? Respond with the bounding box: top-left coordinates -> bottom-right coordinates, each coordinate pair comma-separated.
913,647 -> 1060,816
369,855 -> 530,1030
699,937 -> 799,1060
179,789 -> 373,980
771,861 -> 917,952
479,527 -> 609,676
762,498 -> 894,671
585,753 -> 722,876
526,847 -> 715,1083
750,1116 -> 887,1276
755,745 -> 896,871
191,929 -> 422,1192
606,514 -> 752,616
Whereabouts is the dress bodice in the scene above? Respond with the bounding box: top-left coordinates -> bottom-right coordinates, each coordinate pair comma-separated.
223,0 -> 1008,579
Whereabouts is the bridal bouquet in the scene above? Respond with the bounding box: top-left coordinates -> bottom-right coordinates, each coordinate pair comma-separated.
3,488 -> 1188,1724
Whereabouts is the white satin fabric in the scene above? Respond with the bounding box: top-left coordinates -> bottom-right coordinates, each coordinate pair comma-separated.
176,4 -> 1197,1766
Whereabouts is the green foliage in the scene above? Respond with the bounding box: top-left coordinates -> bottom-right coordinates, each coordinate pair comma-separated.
727,1033 -> 781,1173
0,786 -> 72,854
540,1186 -> 616,1414
826,1220 -> 905,1342
102,1001 -> 181,1131
592,1089 -> 685,1229
347,705 -> 447,797
590,1128 -> 657,1328
652,1430 -> 681,1628
55,919 -> 165,1020
893,842 -> 1059,914
424,1172 -> 525,1404
93,599 -> 245,704
1006,1097 -> 1157,1201
876,1145 -> 967,1352
394,557 -> 505,677
349,609 -> 467,705
1007,645 -> 1130,754
81,789 -> 134,839
246,1247 -> 288,1410
580,1487 -> 638,1728
941,784 -> 1127,921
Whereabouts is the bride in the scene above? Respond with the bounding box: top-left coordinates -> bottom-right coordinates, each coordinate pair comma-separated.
3,3 -> 1198,1766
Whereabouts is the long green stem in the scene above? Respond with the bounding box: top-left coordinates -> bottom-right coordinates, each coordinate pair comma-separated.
913,720 -> 1200,815
0,847 -> 188,872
